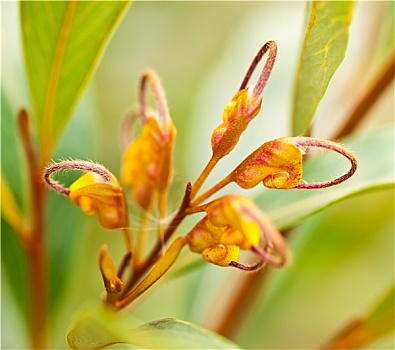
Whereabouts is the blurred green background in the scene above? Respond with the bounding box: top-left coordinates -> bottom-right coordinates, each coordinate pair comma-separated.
2,1 -> 393,349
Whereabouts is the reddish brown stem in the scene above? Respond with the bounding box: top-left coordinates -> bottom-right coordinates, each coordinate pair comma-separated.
214,228 -> 292,339
120,182 -> 192,297
333,53 -> 395,140
19,109 -> 48,349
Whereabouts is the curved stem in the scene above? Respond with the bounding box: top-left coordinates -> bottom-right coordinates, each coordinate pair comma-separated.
333,53 -> 395,140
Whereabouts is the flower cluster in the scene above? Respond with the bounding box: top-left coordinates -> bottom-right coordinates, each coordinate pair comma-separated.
44,41 -> 357,309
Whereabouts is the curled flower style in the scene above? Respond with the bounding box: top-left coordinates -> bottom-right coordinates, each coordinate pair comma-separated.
44,160 -> 129,230
121,70 -> 176,211
186,195 -> 289,268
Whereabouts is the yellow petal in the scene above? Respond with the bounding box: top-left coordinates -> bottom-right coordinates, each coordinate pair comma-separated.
69,172 -> 128,230
206,195 -> 261,248
202,244 -> 240,267
186,217 -> 226,253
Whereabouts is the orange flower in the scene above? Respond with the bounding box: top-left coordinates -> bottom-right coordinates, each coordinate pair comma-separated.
230,137 -> 303,189
211,88 -> 262,160
186,195 -> 289,268
121,70 -> 176,211
122,116 -> 176,210
68,171 -> 129,230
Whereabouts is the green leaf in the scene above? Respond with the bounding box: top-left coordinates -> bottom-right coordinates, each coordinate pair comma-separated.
322,285 -> 394,349
256,126 -> 394,230
292,1 -> 355,135
66,302 -> 241,349
20,1 -> 131,155
1,92 -> 29,323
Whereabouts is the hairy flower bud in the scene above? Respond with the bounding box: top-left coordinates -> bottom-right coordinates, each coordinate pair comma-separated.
231,137 -> 303,189
211,89 -> 262,159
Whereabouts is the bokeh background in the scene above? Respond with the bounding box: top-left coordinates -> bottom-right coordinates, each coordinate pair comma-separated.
2,1 -> 394,349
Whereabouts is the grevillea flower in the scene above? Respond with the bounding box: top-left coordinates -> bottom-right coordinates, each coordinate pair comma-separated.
121,70 -> 176,211
210,41 -> 277,161
42,41 -> 358,311
230,137 -> 303,189
186,195 -> 289,268
229,136 -> 357,190
68,172 -> 129,230
44,160 -> 129,230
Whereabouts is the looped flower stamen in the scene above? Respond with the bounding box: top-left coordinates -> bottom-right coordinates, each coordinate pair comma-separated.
239,40 -> 277,99
289,137 -> 358,189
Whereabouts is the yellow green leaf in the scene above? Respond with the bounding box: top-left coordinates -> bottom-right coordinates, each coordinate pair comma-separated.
66,302 -> 241,349
321,285 -> 394,349
20,1 -> 131,156
292,1 -> 355,135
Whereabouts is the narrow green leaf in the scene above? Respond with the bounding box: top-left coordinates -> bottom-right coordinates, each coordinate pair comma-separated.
256,126 -> 394,230
1,92 -> 29,324
20,1 -> 131,154
128,318 -> 241,349
66,302 -> 241,349
322,285 -> 394,349
292,1 -> 354,135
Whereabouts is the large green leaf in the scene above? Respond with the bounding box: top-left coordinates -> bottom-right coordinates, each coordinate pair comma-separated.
20,1 -> 131,154
66,302 -> 241,349
292,1 -> 354,135
256,126 -> 394,230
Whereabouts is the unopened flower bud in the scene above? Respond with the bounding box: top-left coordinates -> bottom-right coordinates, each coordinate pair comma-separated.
231,137 -> 303,189
211,89 -> 262,159
121,70 -> 176,210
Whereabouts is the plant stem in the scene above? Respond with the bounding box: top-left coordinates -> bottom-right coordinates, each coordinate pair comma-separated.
190,154 -> 220,199
333,53 -> 395,140
213,229 -> 292,339
190,174 -> 232,207
213,269 -> 267,338
120,182 -> 192,296
19,109 -> 48,349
